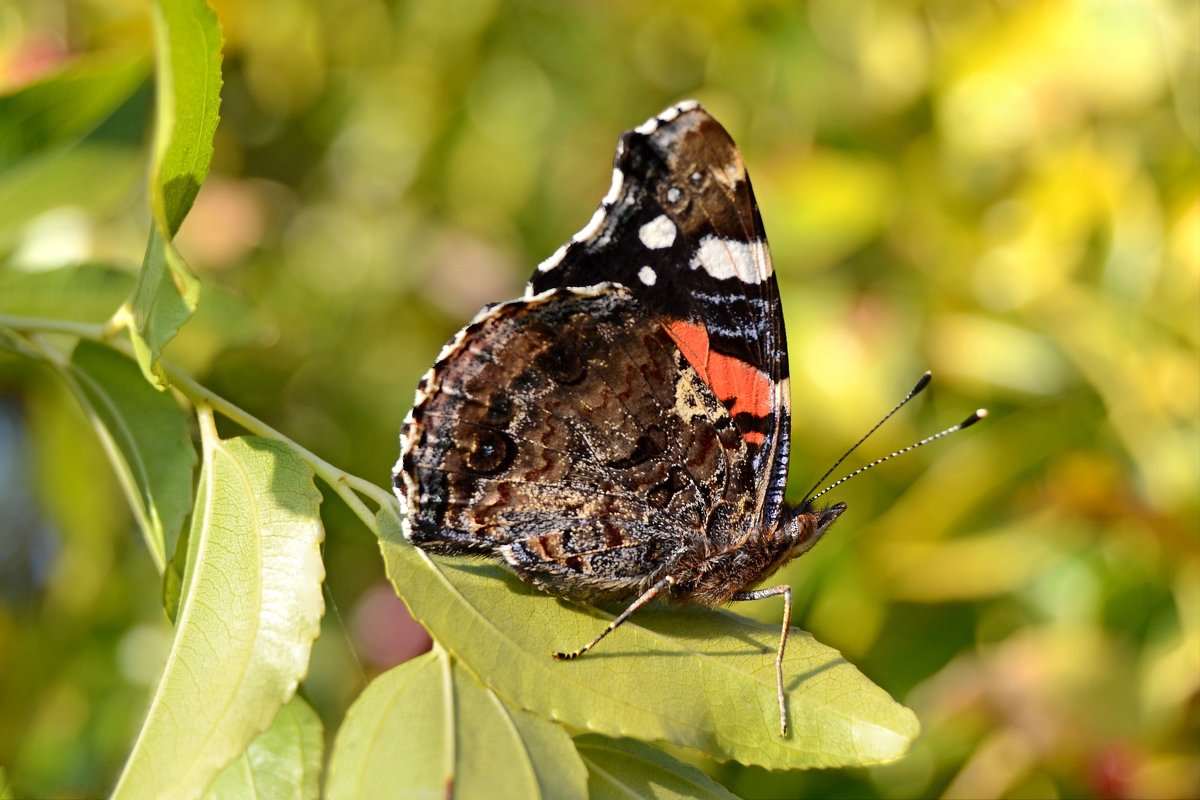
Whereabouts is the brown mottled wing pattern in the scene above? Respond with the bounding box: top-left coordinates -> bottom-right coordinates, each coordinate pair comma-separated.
396,284 -> 756,602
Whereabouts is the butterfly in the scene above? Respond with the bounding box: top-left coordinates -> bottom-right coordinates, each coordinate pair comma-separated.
394,101 -> 848,737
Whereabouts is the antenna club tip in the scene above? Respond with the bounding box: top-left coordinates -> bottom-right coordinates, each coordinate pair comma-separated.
961,409 -> 988,428
913,371 -> 933,393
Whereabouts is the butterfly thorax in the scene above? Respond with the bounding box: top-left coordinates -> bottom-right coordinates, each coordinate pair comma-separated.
669,501 -> 846,605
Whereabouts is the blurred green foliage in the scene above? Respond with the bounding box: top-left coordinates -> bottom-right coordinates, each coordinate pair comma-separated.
1,0 -> 1196,797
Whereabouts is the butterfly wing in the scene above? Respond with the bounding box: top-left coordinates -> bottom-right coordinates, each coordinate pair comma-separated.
396,285 -> 757,602
527,102 -> 792,528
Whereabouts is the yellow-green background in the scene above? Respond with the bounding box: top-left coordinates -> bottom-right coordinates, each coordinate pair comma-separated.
1,1 -> 1196,797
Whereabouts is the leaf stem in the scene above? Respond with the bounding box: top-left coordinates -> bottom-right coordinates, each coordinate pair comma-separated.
0,314 -> 108,341
196,401 -> 219,450
166,365 -> 388,531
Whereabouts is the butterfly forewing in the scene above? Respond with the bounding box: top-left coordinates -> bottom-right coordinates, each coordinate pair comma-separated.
526,102 -> 792,528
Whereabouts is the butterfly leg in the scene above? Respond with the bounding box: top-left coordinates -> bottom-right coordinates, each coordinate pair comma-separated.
731,585 -> 792,737
552,575 -> 675,661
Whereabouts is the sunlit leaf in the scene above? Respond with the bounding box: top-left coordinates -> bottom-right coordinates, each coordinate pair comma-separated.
200,695 -> 323,800
112,435 -> 324,800
149,0 -> 223,235
0,265 -> 134,324
0,51 -> 148,171
575,734 -> 738,800
68,341 -> 195,571
379,512 -> 919,770
126,0 -> 222,388
327,649 -> 587,800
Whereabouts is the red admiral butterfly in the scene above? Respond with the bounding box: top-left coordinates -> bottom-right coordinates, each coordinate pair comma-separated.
394,101 -> 983,737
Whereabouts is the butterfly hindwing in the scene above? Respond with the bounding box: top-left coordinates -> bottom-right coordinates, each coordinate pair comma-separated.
397,284 -> 758,602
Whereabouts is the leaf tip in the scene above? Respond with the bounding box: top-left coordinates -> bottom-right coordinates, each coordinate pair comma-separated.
850,708 -> 922,765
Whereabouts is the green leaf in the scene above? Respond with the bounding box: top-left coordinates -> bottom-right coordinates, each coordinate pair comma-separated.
68,341 -> 196,571
149,0 -> 223,235
201,695 -> 323,800
162,514 -> 190,623
128,227 -> 202,388
379,512 -> 919,770
113,434 -> 325,800
0,51 -> 148,171
0,265 -> 134,324
127,0 -> 222,388
327,649 -> 587,800
575,735 -> 738,800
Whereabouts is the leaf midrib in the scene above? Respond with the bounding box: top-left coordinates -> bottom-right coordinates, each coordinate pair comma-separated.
178,441 -> 265,787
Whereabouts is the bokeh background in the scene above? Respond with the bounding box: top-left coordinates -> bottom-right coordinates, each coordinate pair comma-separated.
1,1 -> 1197,797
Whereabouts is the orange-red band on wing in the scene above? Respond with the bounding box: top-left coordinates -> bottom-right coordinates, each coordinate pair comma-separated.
662,320 -> 772,446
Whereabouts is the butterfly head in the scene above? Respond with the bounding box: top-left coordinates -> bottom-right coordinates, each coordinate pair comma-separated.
781,501 -> 846,558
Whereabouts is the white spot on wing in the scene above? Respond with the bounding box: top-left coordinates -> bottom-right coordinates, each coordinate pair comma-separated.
638,215 -> 677,250
635,116 -> 658,135
638,266 -> 657,285
689,235 -> 769,284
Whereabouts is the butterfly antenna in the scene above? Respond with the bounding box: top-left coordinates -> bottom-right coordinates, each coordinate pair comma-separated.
807,408 -> 988,504
800,371 -> 933,505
